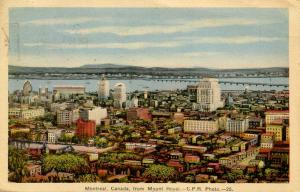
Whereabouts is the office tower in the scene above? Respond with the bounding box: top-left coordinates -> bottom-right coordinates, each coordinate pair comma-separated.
113,83 -> 126,108
197,78 -> 223,112
23,80 -> 32,96
98,74 -> 110,99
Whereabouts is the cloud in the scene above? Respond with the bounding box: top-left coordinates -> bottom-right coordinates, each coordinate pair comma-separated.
23,41 -> 182,50
183,52 -> 221,57
23,35 -> 282,52
22,17 -> 99,26
63,18 -> 269,36
180,36 -> 283,44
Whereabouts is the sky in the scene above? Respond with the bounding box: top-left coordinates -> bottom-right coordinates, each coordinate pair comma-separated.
9,8 -> 288,69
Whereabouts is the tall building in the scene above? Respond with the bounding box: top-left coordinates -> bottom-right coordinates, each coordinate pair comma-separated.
197,78 -> 223,112
76,119 -> 96,138
98,74 -> 110,99
113,83 -> 126,108
23,80 -> 33,96
79,107 -> 107,125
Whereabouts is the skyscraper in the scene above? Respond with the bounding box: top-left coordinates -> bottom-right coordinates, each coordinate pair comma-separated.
98,74 -> 110,100
23,80 -> 32,96
197,78 -> 223,112
113,83 -> 126,108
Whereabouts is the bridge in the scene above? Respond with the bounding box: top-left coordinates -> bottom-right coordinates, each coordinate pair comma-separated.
148,79 -> 288,88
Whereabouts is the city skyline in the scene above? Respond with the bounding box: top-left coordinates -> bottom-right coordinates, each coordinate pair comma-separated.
9,8 -> 288,69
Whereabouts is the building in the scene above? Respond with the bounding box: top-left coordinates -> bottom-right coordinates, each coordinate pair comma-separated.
260,133 -> 274,149
266,124 -> 289,142
196,78 -> 224,112
187,85 -> 197,102
113,83 -> 126,108
127,108 -> 151,122
39,87 -> 48,97
57,109 -> 73,126
25,164 -> 42,177
184,119 -> 219,134
23,80 -> 33,96
76,119 -> 96,138
53,85 -> 85,97
265,110 -> 289,125
98,74 -> 110,99
79,107 -> 107,125
226,118 -> 249,134
9,107 -> 45,120
173,112 -> 185,124
47,129 -> 62,143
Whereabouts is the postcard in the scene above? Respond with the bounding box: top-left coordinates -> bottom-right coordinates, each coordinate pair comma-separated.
1,0 -> 300,192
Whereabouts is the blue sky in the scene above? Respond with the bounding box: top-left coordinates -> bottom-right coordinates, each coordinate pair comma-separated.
9,8 -> 288,68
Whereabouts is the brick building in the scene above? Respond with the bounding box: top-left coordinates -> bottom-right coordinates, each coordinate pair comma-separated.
76,119 -> 96,138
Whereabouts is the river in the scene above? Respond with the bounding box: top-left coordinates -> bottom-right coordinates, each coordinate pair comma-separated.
8,77 -> 288,93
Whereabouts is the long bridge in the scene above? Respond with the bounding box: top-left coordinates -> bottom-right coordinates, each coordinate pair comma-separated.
148,79 -> 288,88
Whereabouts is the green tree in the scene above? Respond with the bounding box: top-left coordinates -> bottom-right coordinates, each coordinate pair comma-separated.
143,164 -> 177,182
8,147 -> 29,182
76,174 -> 99,182
42,153 -> 88,174
94,136 -> 108,148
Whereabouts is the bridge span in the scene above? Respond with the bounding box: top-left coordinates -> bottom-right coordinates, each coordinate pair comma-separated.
148,79 -> 288,88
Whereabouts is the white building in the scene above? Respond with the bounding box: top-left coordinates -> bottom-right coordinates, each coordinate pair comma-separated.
79,107 -> 107,125
47,129 -> 62,143
98,74 -> 110,99
226,118 -> 249,134
113,83 -> 126,108
53,85 -> 85,98
9,107 -> 45,120
184,119 -> 219,134
197,78 -> 224,112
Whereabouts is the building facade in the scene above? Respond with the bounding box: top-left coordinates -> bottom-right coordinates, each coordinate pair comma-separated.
197,78 -> 224,112
9,107 -> 45,120
79,107 -> 107,125
98,74 -> 110,99
226,118 -> 249,134
184,119 -> 219,134
57,109 -> 73,126
265,110 -> 289,125
76,119 -> 96,138
23,80 -> 33,96
113,83 -> 126,108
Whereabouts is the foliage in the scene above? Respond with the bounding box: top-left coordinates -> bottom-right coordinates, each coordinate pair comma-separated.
98,152 -> 141,164
143,164 -> 177,182
76,174 -> 99,182
8,147 -> 29,182
94,136 -> 108,148
42,153 -> 88,174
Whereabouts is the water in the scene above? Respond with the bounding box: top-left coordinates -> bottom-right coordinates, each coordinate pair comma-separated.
8,77 -> 288,93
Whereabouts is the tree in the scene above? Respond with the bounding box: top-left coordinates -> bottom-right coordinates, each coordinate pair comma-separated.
76,174 -> 99,182
42,153 -> 88,174
94,136 -> 108,148
143,164 -> 177,182
8,147 -> 29,182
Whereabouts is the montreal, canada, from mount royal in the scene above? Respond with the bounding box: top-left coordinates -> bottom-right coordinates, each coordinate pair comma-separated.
7,7 -> 289,184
